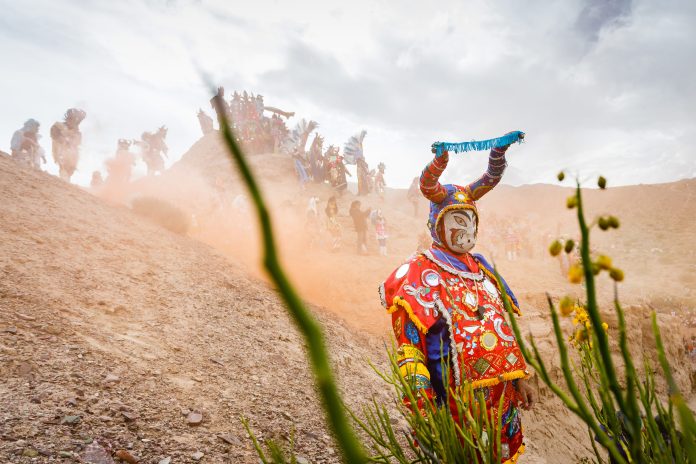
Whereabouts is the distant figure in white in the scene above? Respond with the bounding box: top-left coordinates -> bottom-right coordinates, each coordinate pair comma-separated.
10,119 -> 45,170
50,108 -> 86,182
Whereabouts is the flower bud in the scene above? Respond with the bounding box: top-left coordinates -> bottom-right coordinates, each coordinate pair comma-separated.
598,217 -> 609,231
598,176 -> 607,189
559,296 -> 574,317
566,195 -> 578,209
564,239 -> 575,254
608,216 -> 620,229
568,264 -> 584,284
549,240 -> 563,257
591,263 -> 601,275
557,171 -> 565,182
609,267 -> 624,282
596,255 -> 612,270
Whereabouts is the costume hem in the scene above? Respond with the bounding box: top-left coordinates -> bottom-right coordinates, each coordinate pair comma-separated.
470,369 -> 528,389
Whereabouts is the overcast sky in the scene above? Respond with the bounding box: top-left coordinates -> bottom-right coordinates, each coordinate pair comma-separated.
0,0 -> 694,187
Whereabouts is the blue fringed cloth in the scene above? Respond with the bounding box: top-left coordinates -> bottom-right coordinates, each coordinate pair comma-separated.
432,131 -> 525,157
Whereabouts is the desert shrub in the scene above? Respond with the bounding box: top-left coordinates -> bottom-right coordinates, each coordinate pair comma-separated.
131,196 -> 190,235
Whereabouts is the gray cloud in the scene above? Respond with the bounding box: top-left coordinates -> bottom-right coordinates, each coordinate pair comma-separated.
0,0 -> 693,187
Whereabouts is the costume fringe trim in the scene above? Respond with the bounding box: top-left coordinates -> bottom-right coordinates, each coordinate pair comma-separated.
432,131 -> 525,157
388,296 -> 429,334
435,298 -> 461,387
503,443 -> 525,464
470,369 -> 528,389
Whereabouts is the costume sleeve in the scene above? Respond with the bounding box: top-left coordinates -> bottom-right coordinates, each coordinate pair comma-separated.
10,131 -> 23,152
381,257 -> 447,407
466,146 -> 509,200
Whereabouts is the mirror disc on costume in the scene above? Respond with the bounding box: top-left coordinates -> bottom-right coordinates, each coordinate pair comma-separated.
480,331 -> 498,351
395,263 -> 410,279
483,278 -> 498,297
464,292 -> 477,307
421,270 -> 440,287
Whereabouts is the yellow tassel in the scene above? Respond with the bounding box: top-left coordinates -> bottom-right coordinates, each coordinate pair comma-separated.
470,369 -> 528,389
388,296 -> 429,334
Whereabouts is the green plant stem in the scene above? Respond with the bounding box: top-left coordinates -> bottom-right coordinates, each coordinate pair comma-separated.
213,97 -> 366,463
575,183 -> 627,416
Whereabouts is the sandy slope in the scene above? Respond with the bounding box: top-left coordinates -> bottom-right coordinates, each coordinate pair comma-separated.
1,135 -> 694,463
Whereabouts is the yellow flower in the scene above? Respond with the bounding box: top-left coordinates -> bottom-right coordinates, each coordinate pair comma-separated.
573,308 -> 588,326
559,296 -> 575,317
568,264 -> 583,284
602,322 -> 609,332
574,328 -> 588,344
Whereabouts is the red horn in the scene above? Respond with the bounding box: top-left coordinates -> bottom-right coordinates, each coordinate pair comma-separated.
419,151 -> 449,203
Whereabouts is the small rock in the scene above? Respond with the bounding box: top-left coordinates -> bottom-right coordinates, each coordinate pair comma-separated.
114,449 -> 138,464
82,440 -> 114,464
158,458 -> 171,464
44,325 -> 62,335
66,397 -> 78,407
4,326 -> 18,334
59,451 -> 73,458
191,451 -> 204,461
30,396 -> 41,404
296,456 -> 310,464
210,357 -> 224,366
217,434 -> 240,446
104,373 -> 120,383
121,411 -> 138,422
17,362 -> 33,377
22,448 -> 39,457
61,415 -> 81,425
186,411 -> 203,426
180,408 -> 191,416
17,313 -> 36,321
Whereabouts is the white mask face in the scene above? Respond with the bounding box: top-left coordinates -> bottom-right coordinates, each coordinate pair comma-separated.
442,209 -> 477,253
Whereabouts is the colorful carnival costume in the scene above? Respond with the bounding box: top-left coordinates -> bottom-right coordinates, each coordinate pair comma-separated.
380,132 -> 529,463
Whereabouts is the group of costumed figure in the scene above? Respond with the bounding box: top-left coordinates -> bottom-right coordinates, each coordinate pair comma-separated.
380,131 -> 535,463
9,109 -> 86,182
206,87 -> 292,155
8,107 -> 169,186
283,123 -> 387,197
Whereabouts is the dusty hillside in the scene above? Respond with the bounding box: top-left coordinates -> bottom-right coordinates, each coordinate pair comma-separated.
1,134 -> 694,464
0,153 -> 390,463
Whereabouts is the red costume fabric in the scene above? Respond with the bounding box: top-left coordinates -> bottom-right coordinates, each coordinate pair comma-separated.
380,249 -> 527,462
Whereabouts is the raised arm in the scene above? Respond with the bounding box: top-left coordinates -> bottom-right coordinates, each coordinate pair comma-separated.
466,145 -> 509,200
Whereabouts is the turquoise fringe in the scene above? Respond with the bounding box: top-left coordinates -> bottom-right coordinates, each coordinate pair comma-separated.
432,131 -> 525,157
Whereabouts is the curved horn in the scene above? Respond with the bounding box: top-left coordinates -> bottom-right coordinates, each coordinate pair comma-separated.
419,151 -> 449,203
467,146 -> 508,200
